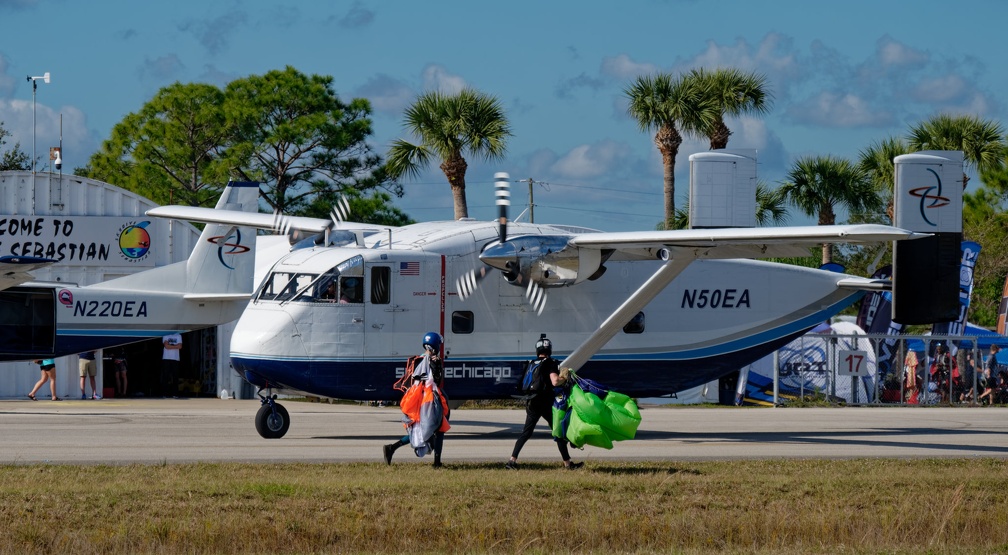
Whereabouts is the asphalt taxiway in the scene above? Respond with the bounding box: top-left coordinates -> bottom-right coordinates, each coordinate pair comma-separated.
3,398 -> 1008,464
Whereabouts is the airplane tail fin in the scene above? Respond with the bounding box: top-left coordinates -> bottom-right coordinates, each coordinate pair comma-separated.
891,152 -> 963,324
183,182 -> 260,300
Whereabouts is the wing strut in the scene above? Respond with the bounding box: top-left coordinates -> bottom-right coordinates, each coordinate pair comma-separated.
559,255 -> 693,372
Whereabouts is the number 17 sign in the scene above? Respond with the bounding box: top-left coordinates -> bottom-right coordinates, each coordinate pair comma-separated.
837,349 -> 868,376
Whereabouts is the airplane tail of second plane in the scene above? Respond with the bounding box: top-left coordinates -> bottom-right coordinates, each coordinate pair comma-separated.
97,181 -> 260,300
182,182 -> 260,300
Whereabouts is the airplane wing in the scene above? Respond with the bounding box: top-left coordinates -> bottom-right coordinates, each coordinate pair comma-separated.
569,224 -> 929,260
557,224 -> 928,372
145,206 -> 333,233
0,255 -> 56,292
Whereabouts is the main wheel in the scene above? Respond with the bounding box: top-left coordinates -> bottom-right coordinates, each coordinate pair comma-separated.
255,402 -> 290,439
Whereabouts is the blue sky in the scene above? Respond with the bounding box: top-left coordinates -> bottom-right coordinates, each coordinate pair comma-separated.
2,0 -> 1005,231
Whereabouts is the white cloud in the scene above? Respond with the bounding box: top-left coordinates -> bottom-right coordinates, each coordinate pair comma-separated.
599,54 -> 658,80
550,140 -> 632,179
0,98 -> 91,169
786,91 -> 894,128
356,73 -> 414,114
911,74 -> 968,103
876,36 -> 928,67
421,64 -> 467,94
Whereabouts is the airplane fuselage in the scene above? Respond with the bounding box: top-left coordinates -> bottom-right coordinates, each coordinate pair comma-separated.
231,220 -> 863,399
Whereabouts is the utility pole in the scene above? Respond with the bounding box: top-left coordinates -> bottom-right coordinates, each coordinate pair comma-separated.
519,178 -> 536,223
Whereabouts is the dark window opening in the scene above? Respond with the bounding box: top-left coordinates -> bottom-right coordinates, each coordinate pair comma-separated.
452,311 -> 474,334
370,267 -> 390,304
623,311 -> 645,334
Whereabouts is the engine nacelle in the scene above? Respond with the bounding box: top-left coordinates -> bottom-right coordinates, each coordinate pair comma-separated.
479,235 -> 603,287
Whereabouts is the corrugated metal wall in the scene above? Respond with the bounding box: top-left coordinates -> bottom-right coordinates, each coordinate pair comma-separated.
0,171 -> 237,399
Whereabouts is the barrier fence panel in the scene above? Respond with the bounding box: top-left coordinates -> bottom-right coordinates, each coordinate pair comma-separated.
767,334 -> 1002,406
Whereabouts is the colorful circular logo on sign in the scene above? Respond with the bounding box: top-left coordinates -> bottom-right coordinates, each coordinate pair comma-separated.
119,221 -> 151,259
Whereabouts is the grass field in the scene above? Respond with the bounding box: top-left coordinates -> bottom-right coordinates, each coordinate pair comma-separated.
3,458 -> 1007,554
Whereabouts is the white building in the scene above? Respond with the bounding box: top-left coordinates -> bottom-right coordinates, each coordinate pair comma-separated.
0,171 -> 247,399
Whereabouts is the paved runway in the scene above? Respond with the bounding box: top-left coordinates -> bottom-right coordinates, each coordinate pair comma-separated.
3,398 -> 1008,465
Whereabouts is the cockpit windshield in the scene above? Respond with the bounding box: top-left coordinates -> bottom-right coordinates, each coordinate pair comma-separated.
256,271 -> 318,302
256,255 -> 365,304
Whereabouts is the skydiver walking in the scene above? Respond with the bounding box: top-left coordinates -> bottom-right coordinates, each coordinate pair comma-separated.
506,335 -> 583,470
383,332 -> 449,467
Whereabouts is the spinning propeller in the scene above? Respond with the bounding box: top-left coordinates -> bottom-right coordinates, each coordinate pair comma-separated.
272,194 -> 353,247
455,173 -> 549,315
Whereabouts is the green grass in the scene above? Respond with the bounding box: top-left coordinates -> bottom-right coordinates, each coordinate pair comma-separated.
2,459 -> 1007,554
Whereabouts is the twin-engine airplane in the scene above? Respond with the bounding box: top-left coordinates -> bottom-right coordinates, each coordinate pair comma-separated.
148,162 -> 944,439
0,182 -> 260,360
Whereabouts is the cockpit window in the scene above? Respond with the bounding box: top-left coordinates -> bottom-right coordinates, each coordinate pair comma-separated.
256,271 -> 318,302
257,255 -> 367,304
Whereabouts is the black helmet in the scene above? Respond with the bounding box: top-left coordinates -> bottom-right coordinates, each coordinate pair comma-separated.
535,335 -> 552,357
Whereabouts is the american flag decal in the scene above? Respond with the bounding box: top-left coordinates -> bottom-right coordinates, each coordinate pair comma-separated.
400,261 -> 420,276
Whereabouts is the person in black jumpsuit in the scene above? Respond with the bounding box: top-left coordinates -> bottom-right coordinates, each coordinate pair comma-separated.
506,336 -> 583,470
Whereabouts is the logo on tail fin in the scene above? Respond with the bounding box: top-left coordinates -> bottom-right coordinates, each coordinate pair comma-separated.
209,228 -> 250,270
908,168 -> 949,227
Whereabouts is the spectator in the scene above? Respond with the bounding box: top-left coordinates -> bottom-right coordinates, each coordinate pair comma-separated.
162,333 -> 183,398
28,358 -> 60,401
78,351 -> 101,400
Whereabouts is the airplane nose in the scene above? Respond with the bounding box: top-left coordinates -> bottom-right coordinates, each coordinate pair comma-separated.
230,307 -> 307,360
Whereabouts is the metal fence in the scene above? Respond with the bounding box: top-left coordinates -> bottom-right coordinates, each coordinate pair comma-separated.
756,334 -> 1005,406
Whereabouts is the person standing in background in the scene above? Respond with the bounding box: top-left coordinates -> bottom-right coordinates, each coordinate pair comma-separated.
111,347 -> 129,398
28,358 -> 60,401
161,333 -> 183,398
78,351 -> 100,400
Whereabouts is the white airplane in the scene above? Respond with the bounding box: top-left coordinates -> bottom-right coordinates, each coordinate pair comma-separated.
148,172 -> 937,439
0,182 -> 260,361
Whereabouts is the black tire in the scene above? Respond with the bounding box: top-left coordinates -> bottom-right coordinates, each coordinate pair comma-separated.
255,403 -> 290,439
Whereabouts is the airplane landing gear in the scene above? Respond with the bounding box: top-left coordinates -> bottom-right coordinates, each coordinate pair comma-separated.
255,389 -> 290,439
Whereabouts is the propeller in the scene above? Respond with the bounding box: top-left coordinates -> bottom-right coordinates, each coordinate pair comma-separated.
455,172 -> 549,315
272,194 -> 353,247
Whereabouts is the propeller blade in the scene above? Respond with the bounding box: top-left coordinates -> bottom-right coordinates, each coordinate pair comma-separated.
526,280 -> 547,316
329,194 -> 351,227
271,209 -> 293,235
456,266 -> 490,300
495,172 -> 510,243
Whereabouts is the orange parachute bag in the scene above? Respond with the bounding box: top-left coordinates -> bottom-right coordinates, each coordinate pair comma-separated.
395,353 -> 450,440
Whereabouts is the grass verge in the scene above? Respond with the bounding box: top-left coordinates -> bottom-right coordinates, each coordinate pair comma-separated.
2,459 -> 1007,554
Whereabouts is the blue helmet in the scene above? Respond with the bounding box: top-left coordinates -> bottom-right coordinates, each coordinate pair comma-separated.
423,331 -> 443,352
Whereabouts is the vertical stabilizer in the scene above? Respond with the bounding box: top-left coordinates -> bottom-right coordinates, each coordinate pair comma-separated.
892,151 -> 962,324
184,182 -> 260,299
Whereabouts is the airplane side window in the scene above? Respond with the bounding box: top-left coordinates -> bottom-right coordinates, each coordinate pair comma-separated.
370,267 -> 390,304
452,311 -> 474,334
623,311 -> 645,334
339,277 -> 363,304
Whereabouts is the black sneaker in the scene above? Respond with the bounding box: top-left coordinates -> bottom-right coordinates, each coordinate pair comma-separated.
565,461 -> 584,470
383,444 -> 394,465
504,460 -> 518,470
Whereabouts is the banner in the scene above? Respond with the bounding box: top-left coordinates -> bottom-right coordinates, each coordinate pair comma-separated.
932,241 -> 981,353
997,272 -> 1008,335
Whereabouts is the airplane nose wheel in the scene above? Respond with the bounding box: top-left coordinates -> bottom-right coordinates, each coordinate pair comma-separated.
255,392 -> 290,439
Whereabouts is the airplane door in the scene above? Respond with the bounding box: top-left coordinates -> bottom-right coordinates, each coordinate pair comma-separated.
367,259 -> 437,359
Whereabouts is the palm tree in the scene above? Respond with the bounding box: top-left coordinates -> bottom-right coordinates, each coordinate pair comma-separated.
386,88 -> 511,220
688,67 -> 773,150
907,113 -> 1006,189
858,136 -> 912,222
625,73 -> 715,229
780,155 -> 883,264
